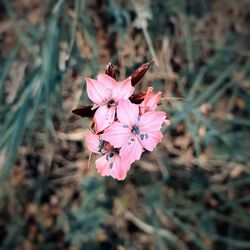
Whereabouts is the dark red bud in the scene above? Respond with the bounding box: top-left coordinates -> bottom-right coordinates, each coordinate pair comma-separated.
129,91 -> 147,104
131,61 -> 153,86
72,105 -> 97,117
105,62 -> 119,80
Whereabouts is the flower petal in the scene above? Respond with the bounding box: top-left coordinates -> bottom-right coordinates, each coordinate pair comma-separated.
143,87 -> 154,100
101,121 -> 131,148
138,130 -> 163,151
93,105 -> 116,133
139,87 -> 161,114
86,77 -> 110,105
164,119 -> 171,125
138,111 -> 166,151
120,135 -> 144,165
117,100 -> 139,126
112,77 -> 134,101
95,155 -> 111,177
139,111 -> 166,132
97,73 -> 117,88
110,155 -> 130,181
85,131 -> 100,153
146,92 -> 161,110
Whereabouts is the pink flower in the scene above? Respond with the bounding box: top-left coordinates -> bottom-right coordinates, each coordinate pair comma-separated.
139,87 -> 161,114
101,100 -> 166,165
139,87 -> 171,125
85,131 -> 130,180
86,73 -> 134,133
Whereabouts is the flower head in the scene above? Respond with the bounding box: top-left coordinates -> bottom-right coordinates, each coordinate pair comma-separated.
73,61 -> 170,181
86,74 -> 134,132
101,100 -> 166,165
85,131 -> 130,180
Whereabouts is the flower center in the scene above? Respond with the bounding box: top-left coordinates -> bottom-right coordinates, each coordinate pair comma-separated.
109,148 -> 119,158
98,140 -> 105,153
132,124 -> 140,135
107,99 -> 116,108
105,148 -> 119,161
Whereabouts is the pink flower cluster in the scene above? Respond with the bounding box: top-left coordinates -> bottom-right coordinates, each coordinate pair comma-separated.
73,63 -> 170,180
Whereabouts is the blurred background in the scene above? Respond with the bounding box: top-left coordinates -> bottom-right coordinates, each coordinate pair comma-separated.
0,0 -> 250,249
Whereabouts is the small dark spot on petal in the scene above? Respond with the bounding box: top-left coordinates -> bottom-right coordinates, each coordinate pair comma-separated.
109,162 -> 113,169
138,115 -> 141,121
128,142 -> 131,145
123,125 -> 129,128
106,154 -> 109,161
145,134 -> 149,139
131,138 -> 135,141
140,134 -> 144,140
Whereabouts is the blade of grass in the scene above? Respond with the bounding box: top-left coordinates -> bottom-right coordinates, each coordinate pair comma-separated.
193,62 -> 237,106
187,67 -> 207,101
1,100 -> 29,179
0,43 -> 20,104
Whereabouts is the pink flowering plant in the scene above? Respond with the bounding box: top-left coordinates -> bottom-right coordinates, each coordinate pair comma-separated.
72,62 -> 170,180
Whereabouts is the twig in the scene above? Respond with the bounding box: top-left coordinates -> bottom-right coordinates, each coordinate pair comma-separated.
125,210 -> 188,250
88,153 -> 92,169
161,97 -> 185,101
142,27 -> 159,66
